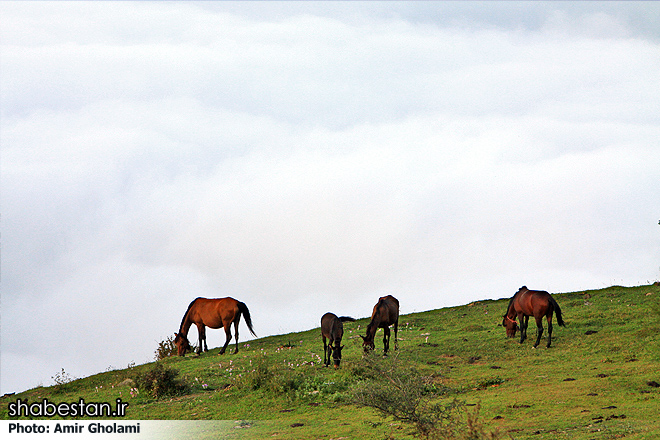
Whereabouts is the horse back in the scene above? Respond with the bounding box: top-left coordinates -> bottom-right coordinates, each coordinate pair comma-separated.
372,295 -> 399,326
321,312 -> 342,340
515,289 -> 552,317
190,297 -> 239,328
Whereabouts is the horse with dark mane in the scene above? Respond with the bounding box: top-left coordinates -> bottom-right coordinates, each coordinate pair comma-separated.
502,286 -> 565,348
360,295 -> 399,354
174,297 -> 256,356
321,313 -> 356,368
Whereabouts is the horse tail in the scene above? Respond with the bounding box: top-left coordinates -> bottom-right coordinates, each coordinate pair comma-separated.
237,301 -> 257,337
550,296 -> 566,327
179,297 -> 201,333
338,316 -> 356,322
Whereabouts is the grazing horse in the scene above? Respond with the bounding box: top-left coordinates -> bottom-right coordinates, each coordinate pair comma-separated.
174,297 -> 256,356
321,313 -> 356,368
502,286 -> 565,348
360,295 -> 399,354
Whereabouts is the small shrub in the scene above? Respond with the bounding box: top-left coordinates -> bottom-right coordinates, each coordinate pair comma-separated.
51,368 -> 77,393
351,353 -> 502,440
154,336 -> 177,360
295,375 -> 350,401
133,363 -> 189,399
52,368 -> 75,386
237,355 -> 302,399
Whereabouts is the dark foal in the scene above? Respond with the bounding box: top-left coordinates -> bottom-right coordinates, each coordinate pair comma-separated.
360,295 -> 399,355
321,313 -> 356,368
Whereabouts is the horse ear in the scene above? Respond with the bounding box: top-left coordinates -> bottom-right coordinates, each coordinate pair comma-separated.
359,335 -> 365,341
341,345 -> 345,350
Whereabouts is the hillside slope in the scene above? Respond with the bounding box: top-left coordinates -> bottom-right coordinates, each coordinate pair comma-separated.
3,284 -> 659,439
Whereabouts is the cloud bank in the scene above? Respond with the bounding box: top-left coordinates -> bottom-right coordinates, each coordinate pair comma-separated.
2,2 -> 659,394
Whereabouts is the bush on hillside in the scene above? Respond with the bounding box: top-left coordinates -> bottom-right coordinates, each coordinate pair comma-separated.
351,353 -> 502,440
155,336 -> 178,360
235,355 -> 350,402
51,368 -> 78,394
155,335 -> 198,360
133,363 -> 189,399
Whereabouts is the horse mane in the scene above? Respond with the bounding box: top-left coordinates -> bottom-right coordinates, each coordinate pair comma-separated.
338,316 -> 356,322
367,296 -> 397,332
178,297 -> 201,333
505,296 -> 515,315
368,299 -> 386,329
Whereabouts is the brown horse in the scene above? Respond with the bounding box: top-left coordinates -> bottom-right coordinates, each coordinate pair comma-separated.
360,295 -> 399,354
321,313 -> 356,368
502,286 -> 565,348
174,297 -> 256,356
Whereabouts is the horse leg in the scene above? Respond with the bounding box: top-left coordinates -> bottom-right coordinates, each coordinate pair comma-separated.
219,324 -> 232,355
322,336 -> 329,366
383,327 -> 390,355
233,319 -> 240,354
546,315 -> 553,348
533,316 -> 543,348
195,324 -> 206,354
322,336 -> 327,366
518,314 -> 527,343
393,320 -> 399,351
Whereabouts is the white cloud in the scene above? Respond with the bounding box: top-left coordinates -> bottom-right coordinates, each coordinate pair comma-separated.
2,1 -> 659,394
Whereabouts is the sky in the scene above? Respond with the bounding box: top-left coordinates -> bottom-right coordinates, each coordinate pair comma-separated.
1,1 -> 659,395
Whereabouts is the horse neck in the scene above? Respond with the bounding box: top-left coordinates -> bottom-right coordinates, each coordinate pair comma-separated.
366,315 -> 380,339
331,320 -> 343,340
505,295 -> 518,318
178,307 -> 195,336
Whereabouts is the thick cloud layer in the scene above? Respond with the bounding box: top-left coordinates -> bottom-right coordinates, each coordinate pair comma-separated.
2,2 -> 659,394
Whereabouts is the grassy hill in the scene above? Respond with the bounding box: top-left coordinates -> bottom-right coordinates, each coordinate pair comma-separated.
3,284 -> 660,439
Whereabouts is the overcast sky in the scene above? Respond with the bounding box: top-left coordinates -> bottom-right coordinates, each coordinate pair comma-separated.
2,1 -> 659,395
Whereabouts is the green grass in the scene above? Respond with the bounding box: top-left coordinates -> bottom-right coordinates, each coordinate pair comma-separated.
3,284 -> 660,439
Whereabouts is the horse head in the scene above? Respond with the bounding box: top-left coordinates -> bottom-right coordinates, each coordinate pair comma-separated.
173,332 -> 191,356
331,343 -> 345,369
502,315 -> 518,338
360,332 -> 375,353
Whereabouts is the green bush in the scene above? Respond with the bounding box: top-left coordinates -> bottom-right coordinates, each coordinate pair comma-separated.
351,353 -> 501,440
51,368 -> 78,394
133,363 -> 189,399
236,355 -> 300,397
154,336 -> 178,360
